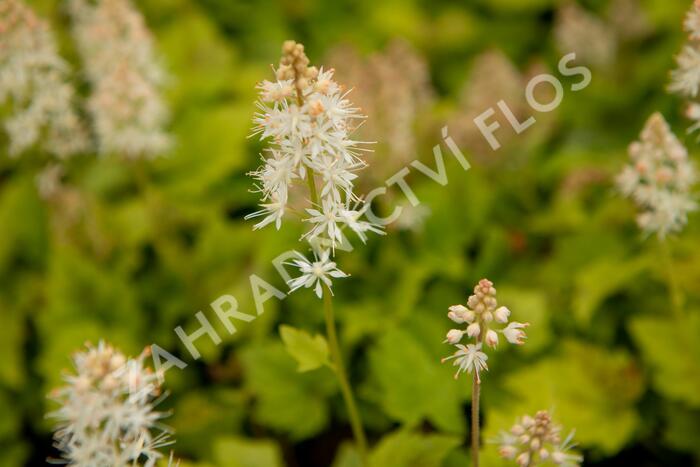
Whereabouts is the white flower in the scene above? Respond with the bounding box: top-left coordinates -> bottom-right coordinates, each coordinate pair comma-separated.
441,343 -> 488,382
0,0 -> 89,157
287,249 -> 348,298
244,192 -> 286,230
48,341 -> 173,466
485,329 -> 499,348
466,322 -> 481,338
494,306 -> 511,323
68,0 -> 171,158
616,113 -> 697,237
444,329 -> 464,344
503,322 -> 529,345
247,41 -> 382,250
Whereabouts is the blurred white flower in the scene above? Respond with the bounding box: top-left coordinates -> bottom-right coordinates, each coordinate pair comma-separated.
617,112 -> 696,237
68,0 -> 171,158
287,249 -> 348,298
441,343 -> 488,382
49,341 -> 173,467
0,0 -> 88,157
496,410 -> 582,467
247,40 -> 382,251
554,3 -> 616,68
503,322 -> 529,345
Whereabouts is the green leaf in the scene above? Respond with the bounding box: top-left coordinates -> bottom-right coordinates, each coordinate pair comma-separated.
368,430 -> 460,467
213,436 -> 284,467
279,325 -> 330,372
240,341 -> 336,440
630,312 -> 700,406
572,256 -> 648,324
483,340 -> 643,454
367,328 -> 465,434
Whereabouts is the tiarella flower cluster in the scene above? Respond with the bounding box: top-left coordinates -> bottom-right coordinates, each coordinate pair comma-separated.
496,410 -> 582,467
49,341 -> 173,467
669,1 -> 700,135
247,40 -> 381,248
0,0 -> 88,157
68,0 -> 170,158
554,3 -> 616,68
617,112 -> 697,237
441,279 -> 529,382
670,2 -> 700,98
326,40 -> 434,178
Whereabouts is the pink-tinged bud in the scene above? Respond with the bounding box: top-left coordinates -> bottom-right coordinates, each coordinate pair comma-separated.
483,311 -> 493,322
449,304 -> 468,313
494,306 -> 511,323
445,329 -> 464,344
530,437 -> 541,450
539,448 -> 550,459
511,424 -> 525,436
503,322 -> 529,345
522,415 -> 535,428
499,445 -> 517,459
467,322 -> 481,338
463,309 -> 476,323
447,311 -> 465,323
485,329 -> 499,348
516,452 -> 530,467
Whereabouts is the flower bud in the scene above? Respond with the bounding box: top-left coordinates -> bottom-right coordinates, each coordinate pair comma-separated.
485,329 -> 499,348
466,322 -> 481,338
494,306 -> 511,323
516,452 -> 530,467
445,329 -> 464,344
503,322 -> 529,345
498,445 -> 517,459
447,311 -> 464,323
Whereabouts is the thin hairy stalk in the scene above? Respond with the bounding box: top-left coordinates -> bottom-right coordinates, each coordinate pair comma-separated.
471,374 -> 480,467
290,64 -> 368,463
323,285 -> 369,464
659,238 -> 684,321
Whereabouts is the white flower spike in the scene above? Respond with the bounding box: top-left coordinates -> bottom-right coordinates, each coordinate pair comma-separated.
48,341 -> 173,467
617,112 -> 696,238
441,279 -> 529,380
247,40 -> 382,250
496,410 -> 582,467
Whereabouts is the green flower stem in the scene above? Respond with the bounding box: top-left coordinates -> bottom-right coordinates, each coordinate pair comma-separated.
306,163 -> 368,464
659,238 -> 684,322
323,285 -> 369,465
471,374 -> 480,467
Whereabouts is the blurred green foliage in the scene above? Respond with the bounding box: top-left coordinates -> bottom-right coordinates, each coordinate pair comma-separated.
2,0 -> 700,466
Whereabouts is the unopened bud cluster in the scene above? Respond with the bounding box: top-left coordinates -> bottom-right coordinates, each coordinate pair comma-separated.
497,410 -> 582,467
441,279 -> 529,381
49,341 -> 173,466
616,112 -> 696,237
277,40 -> 319,98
